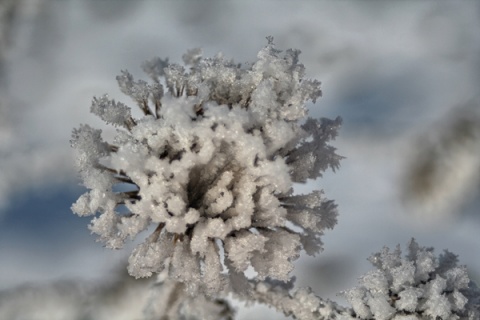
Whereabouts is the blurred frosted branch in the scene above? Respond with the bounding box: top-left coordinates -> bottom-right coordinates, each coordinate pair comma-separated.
0,268 -> 151,320
238,278 -> 354,320
402,101 -> 480,222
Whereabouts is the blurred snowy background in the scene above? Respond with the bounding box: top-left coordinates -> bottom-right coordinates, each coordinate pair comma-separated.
0,1 -> 479,319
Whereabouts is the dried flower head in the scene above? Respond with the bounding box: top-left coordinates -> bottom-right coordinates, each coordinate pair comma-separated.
71,38 -> 342,296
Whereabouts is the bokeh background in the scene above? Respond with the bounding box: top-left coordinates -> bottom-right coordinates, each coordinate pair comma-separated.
0,1 -> 479,319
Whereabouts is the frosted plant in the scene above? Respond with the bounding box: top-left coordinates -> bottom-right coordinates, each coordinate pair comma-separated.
71,37 -> 342,298
342,239 -> 480,320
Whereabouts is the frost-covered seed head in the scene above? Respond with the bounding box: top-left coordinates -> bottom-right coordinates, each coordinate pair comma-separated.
342,239 -> 480,320
71,39 -> 342,296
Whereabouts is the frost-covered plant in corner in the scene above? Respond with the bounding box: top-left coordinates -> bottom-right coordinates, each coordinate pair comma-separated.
71,38 -> 479,319
343,239 -> 480,320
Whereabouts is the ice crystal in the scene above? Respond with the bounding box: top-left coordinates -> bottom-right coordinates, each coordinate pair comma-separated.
71,38 -> 342,297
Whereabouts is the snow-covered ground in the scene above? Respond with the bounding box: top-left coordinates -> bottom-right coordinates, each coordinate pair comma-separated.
0,1 -> 479,319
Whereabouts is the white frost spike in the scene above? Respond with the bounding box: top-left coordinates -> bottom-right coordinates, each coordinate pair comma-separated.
128,231 -> 174,278
224,230 -> 267,272
71,39 -> 342,297
90,94 -> 134,128
251,229 -> 301,282
70,124 -> 109,171
116,71 -> 150,105
202,241 -> 227,296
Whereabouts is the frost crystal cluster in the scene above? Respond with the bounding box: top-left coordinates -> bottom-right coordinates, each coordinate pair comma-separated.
342,239 -> 480,320
71,38 -> 342,297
